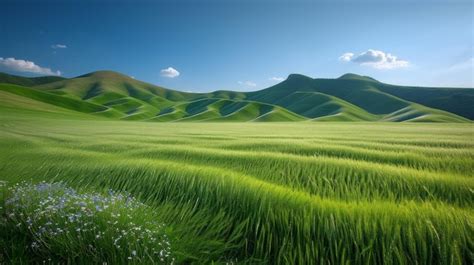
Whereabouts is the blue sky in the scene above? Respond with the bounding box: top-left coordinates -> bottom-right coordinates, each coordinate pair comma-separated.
1,0 -> 473,91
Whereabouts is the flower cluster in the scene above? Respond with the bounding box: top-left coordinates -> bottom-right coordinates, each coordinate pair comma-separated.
3,181 -> 174,264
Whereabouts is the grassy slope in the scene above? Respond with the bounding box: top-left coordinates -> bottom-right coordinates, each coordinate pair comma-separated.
247,74 -> 471,122
247,74 -> 410,115
276,91 -> 380,121
378,83 -> 474,120
0,72 -> 66,87
0,90 -> 94,120
0,71 -> 471,122
381,103 -> 471,122
155,98 -> 307,122
32,71 -> 306,122
0,109 -> 473,264
0,84 -> 124,119
34,71 -> 196,101
33,71 -> 194,120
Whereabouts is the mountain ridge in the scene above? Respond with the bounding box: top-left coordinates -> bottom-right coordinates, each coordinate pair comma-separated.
0,71 -> 471,122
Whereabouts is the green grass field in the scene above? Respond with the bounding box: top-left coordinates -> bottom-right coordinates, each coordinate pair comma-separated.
0,110 -> 473,264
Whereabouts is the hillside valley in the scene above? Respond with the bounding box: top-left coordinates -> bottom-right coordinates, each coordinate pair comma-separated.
0,71 -> 472,122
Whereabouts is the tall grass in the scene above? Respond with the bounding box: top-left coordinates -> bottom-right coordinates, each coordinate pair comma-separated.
0,119 -> 473,264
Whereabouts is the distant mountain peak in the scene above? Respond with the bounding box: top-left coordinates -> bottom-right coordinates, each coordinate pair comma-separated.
77,70 -> 132,80
338,73 -> 379,82
286,73 -> 313,81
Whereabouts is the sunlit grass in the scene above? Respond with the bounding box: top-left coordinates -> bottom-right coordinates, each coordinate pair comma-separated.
0,118 -> 473,264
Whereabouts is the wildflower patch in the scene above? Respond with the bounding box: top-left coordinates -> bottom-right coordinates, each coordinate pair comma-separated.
1,181 -> 174,264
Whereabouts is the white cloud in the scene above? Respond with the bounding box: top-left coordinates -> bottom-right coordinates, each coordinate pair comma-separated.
51,44 -> 67,49
269,76 -> 285,82
339,53 -> 354,62
238,81 -> 257,87
0,57 -> 61,76
339,49 -> 409,69
160,67 -> 180,78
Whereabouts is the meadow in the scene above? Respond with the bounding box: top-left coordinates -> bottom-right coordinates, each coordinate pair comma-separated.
0,115 -> 473,264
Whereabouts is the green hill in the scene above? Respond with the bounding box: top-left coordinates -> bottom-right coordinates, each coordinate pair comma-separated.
0,72 -> 66,87
151,98 -> 305,122
380,103 -> 470,123
337,73 -> 379,82
0,71 -> 471,122
377,83 -> 474,120
249,74 -> 410,114
246,73 -> 472,121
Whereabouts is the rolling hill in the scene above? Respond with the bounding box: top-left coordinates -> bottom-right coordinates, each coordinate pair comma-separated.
0,71 -> 471,122
0,72 -> 66,87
